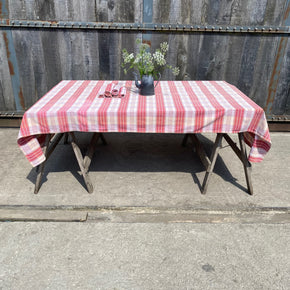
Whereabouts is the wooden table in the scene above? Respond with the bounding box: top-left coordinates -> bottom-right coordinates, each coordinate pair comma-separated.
17,80 -> 271,195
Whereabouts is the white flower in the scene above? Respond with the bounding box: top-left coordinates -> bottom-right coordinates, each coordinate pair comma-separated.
123,52 -> 134,64
160,42 -> 169,53
172,67 -> 180,76
153,51 -> 166,66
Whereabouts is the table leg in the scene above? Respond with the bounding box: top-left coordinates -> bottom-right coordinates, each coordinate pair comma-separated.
182,134 -> 189,147
34,133 -> 66,194
238,133 -> 253,195
201,133 -> 224,194
64,132 -> 69,144
223,133 -> 253,195
186,133 -> 253,195
34,134 -> 52,194
100,133 -> 107,145
69,132 -> 101,193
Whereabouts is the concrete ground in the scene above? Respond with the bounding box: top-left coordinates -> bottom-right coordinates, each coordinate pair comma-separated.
0,128 -> 289,289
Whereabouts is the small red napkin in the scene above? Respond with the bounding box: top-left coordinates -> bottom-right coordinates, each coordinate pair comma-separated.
99,83 -> 126,98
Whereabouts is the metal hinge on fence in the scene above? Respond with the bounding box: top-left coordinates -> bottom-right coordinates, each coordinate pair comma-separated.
270,115 -> 290,121
0,111 -> 23,118
0,19 -> 289,34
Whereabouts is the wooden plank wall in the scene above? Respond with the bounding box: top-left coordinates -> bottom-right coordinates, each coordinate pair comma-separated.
0,0 -> 289,120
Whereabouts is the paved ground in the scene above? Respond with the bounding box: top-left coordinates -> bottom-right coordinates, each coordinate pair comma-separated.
0,128 -> 289,289
1,129 -> 290,209
0,223 -> 289,289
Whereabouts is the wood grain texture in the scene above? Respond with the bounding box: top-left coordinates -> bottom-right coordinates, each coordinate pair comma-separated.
0,31 -> 15,111
0,0 -> 289,117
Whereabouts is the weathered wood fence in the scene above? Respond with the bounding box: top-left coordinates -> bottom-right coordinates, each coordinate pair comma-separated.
0,0 -> 289,124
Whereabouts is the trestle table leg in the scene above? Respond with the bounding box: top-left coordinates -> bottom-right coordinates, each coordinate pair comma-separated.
34,132 -> 105,194
238,133 -> 253,195
201,133 -> 224,194
69,132 -> 100,193
34,134 -> 52,194
186,132 -> 253,195
182,134 -> 189,147
64,132 -> 69,144
100,133 -> 107,145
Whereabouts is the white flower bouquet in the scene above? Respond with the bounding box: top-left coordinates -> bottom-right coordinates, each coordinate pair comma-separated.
122,39 -> 180,79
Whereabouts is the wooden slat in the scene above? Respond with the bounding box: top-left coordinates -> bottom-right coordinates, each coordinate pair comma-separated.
70,132 -> 94,193
238,133 -> 254,195
0,32 -> 15,111
201,133 -> 223,194
34,134 -> 52,194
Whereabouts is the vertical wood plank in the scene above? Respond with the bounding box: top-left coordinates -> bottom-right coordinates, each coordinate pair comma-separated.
0,31 -> 15,110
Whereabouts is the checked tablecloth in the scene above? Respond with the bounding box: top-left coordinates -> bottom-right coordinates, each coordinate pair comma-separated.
18,80 -> 271,167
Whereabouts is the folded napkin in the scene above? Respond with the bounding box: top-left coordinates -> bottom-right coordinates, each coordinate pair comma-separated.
118,86 -> 126,97
99,82 -> 126,98
105,83 -> 114,97
112,85 -> 126,98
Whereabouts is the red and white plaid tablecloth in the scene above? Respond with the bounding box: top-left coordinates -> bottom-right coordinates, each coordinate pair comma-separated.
17,80 -> 271,167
